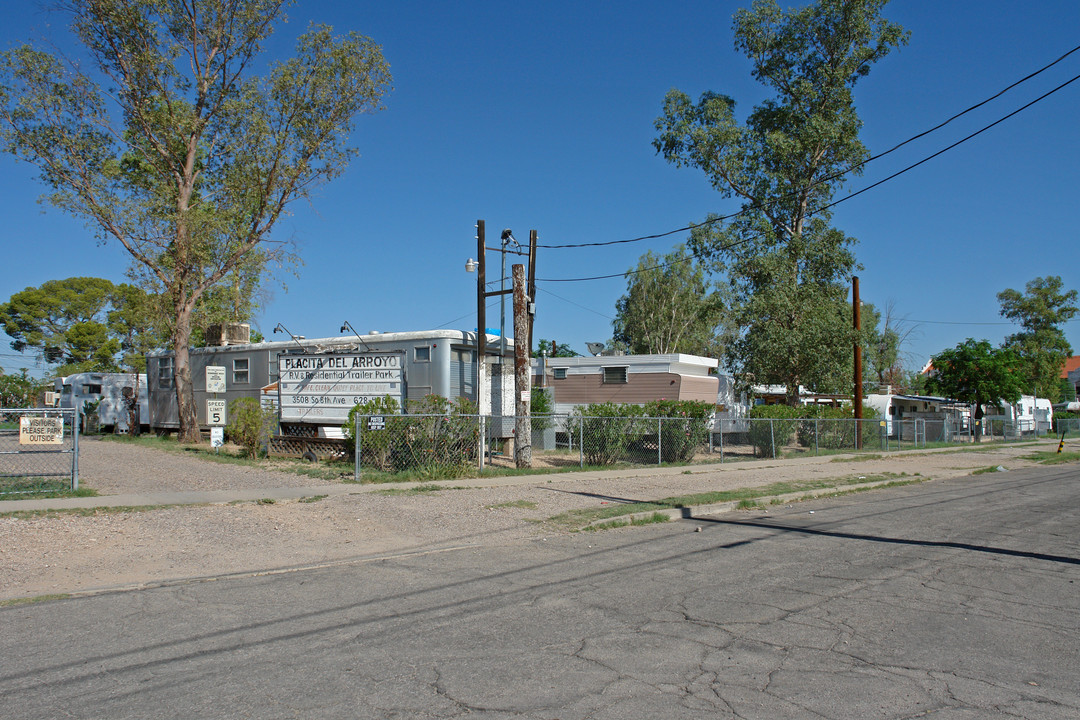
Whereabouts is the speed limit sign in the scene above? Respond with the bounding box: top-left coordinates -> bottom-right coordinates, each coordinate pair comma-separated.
207,399 -> 227,426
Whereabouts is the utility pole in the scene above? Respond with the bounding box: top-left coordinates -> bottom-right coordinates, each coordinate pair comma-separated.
472,221 -> 537,470
853,275 -> 863,449
476,220 -> 487,470
513,263 -> 531,468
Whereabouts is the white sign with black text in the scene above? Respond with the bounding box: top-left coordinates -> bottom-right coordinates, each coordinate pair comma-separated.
206,399 -> 227,426
278,352 -> 405,424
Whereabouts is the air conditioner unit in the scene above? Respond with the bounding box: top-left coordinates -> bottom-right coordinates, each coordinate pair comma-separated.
223,323 -> 250,345
205,322 -> 251,346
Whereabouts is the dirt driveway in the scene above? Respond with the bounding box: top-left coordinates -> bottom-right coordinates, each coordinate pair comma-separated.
0,437 -> 1069,602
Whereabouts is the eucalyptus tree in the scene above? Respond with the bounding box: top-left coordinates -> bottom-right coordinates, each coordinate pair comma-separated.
997,276 -> 1077,403
0,0 -> 391,441
654,0 -> 907,403
613,244 -> 725,358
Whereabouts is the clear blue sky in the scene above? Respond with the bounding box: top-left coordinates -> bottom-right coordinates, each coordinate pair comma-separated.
2,0 -> 1079,380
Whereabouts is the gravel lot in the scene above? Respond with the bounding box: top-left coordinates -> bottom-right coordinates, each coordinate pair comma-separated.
0,435 -> 1065,602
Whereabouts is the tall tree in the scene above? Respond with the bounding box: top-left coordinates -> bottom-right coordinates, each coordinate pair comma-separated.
613,245 -> 724,357
0,0 -> 391,442
926,339 -> 1025,438
654,0 -> 907,403
996,276 -> 1077,403
861,300 -> 914,393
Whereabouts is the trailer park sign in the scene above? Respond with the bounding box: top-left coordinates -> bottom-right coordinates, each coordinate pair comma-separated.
278,352 -> 404,424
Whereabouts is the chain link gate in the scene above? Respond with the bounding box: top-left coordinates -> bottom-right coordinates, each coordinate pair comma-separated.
0,408 -> 79,496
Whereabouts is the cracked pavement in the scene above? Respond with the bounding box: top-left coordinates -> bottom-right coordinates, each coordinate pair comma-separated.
1,464 -> 1078,718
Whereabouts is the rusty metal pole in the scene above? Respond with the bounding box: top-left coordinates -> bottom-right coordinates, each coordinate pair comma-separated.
853,275 -> 863,449
513,263 -> 532,468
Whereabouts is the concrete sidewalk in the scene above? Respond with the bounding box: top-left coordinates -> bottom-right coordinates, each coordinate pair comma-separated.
1,441 -> 1049,514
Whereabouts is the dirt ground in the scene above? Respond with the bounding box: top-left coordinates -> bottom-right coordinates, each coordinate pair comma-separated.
0,436 -> 1070,602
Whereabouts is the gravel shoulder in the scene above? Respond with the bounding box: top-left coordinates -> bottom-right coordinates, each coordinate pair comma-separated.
0,436 -> 1068,602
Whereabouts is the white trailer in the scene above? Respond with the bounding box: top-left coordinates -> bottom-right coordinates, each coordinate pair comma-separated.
55,372 -> 149,433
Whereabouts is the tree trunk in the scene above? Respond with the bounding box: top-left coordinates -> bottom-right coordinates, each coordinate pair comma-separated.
973,403 -> 983,444
173,303 -> 200,444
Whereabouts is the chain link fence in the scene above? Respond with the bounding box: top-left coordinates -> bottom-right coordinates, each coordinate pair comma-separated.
347,411 -> 1063,479
0,408 -> 79,496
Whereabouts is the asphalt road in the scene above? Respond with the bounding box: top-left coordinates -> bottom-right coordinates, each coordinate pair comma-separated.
1,464 -> 1078,719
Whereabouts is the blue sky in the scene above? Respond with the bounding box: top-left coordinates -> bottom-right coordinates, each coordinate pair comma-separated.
2,0 -> 1079,380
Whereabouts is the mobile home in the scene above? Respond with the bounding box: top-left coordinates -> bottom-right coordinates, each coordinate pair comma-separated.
145,329 -> 515,434
55,372 -> 148,433
531,353 -> 720,415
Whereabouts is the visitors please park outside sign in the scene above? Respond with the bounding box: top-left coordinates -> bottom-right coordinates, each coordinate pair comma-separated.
19,416 -> 64,445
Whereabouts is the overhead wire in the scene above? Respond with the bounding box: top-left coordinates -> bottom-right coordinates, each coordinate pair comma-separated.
533,43 -> 1080,262
538,66 -> 1080,282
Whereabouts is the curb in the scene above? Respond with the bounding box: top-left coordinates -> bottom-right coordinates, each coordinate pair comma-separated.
583,477 -> 917,529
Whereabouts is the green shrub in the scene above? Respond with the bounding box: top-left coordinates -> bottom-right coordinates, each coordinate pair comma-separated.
343,395 -> 403,471
571,402 -> 643,465
644,399 -> 713,462
226,397 -> 277,458
747,405 -> 802,457
344,394 -> 478,473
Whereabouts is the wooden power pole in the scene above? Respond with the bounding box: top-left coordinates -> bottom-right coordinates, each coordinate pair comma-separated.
853,275 -> 863,449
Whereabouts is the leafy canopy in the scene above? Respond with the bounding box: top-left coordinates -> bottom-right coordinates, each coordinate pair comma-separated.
0,277 -> 164,374
0,0 -> 391,441
653,0 -> 907,403
613,244 -> 724,358
997,276 -> 1077,403
926,339 -> 1025,419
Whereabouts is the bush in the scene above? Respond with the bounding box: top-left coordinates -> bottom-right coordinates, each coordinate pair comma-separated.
345,394 -> 479,473
747,405 -> 803,457
343,395 -> 403,471
644,399 -> 713,463
570,402 -> 643,465
227,397 -> 277,458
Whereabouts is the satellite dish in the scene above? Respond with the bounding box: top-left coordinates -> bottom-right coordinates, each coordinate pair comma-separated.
586,342 -> 605,356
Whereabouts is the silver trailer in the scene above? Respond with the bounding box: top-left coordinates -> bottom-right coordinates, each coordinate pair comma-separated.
145,329 -> 516,434
55,372 -> 148,433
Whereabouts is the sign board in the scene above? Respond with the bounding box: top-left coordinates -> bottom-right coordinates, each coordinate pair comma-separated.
205,366 -> 227,393
206,399 -> 227,426
368,415 -> 386,430
19,416 -> 64,445
278,352 -> 405,424
210,427 -> 224,448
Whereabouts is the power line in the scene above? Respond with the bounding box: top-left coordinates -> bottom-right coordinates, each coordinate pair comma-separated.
538,69 -> 1080,283
535,43 -> 1080,253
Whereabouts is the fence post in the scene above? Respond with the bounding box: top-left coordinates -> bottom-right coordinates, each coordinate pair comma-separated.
770,419 -> 776,459
815,418 -> 819,455
353,415 -> 362,483
71,408 -> 79,491
719,418 -> 724,463
578,415 -> 584,468
657,417 -> 662,465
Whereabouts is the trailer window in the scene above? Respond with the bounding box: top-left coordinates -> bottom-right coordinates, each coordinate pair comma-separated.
158,357 -> 174,389
82,384 -> 102,396
553,368 -> 567,380
602,367 -> 628,384
233,358 -> 250,385
414,346 -> 431,362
